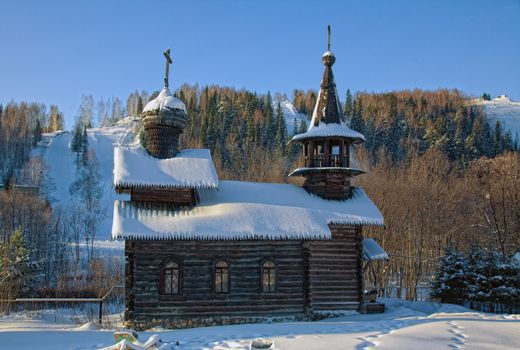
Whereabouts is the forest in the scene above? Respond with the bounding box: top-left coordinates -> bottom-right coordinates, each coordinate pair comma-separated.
0,86 -> 519,306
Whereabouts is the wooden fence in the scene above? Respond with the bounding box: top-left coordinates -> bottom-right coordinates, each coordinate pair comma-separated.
0,284 -> 124,325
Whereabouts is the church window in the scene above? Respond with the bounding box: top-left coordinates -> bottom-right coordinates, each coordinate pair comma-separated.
161,259 -> 180,295
262,260 -> 276,293
214,260 -> 229,294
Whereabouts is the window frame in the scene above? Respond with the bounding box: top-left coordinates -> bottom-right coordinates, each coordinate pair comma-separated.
261,258 -> 277,293
160,258 -> 182,296
213,259 -> 230,294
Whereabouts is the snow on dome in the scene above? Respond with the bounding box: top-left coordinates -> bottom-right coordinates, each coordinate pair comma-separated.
112,181 -> 384,240
113,146 -> 218,189
362,238 -> 389,261
291,122 -> 366,143
143,87 -> 187,113
322,50 -> 334,58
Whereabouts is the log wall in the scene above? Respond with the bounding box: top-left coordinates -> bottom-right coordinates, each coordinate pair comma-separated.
303,173 -> 351,200
131,187 -> 196,206
306,225 -> 363,312
124,225 -> 363,329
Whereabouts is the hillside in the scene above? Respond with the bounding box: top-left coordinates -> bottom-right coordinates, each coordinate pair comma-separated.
280,99 -> 309,134
32,117 -> 141,241
473,95 -> 520,139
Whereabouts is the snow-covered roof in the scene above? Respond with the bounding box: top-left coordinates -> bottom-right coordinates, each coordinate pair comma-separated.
143,87 -> 186,113
112,181 -> 384,240
291,122 -> 366,143
113,147 -> 219,189
362,238 -> 389,261
290,86 -> 365,143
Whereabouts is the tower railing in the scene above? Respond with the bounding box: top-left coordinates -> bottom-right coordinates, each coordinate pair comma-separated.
304,154 -> 348,168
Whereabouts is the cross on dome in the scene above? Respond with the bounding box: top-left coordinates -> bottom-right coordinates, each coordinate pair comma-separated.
163,48 -> 173,88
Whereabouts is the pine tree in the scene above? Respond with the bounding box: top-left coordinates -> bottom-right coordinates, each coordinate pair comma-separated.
32,118 -> 42,146
274,102 -> 287,154
432,247 -> 468,302
344,89 -> 354,121
264,92 -> 275,149
350,98 -> 364,132
0,228 -> 36,299
503,131 -> 514,151
292,117 -> 298,136
70,120 -> 83,154
298,119 -> 308,134
493,120 -> 503,155
466,246 -> 489,302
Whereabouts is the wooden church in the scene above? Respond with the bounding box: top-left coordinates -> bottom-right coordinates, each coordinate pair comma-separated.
112,29 -> 386,330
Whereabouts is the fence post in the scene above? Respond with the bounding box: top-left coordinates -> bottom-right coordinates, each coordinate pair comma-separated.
99,300 -> 103,325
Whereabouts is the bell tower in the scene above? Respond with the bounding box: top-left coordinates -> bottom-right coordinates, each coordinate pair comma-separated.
289,26 -> 366,200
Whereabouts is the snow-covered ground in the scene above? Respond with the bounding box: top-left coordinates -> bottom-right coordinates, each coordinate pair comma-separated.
1,299 -> 519,350
473,95 -> 520,139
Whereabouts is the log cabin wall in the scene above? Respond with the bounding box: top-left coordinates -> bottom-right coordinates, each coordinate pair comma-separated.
124,225 -> 363,329
124,239 -> 307,329
305,225 -> 363,312
130,187 -> 196,206
303,173 -> 351,200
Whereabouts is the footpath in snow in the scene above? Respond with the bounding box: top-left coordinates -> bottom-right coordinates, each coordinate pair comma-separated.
0,299 -> 519,349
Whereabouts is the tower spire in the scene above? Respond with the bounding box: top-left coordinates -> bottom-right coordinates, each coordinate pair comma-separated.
328,25 -> 331,51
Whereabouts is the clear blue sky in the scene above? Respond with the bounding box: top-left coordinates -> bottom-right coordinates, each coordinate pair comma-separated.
1,0 -> 519,128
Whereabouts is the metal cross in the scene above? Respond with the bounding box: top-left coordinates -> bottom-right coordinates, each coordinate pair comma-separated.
163,48 -> 173,88
327,25 -> 331,51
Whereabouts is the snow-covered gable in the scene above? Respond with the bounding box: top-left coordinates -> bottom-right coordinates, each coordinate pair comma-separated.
143,87 -> 187,113
362,238 -> 389,261
112,180 -> 384,240
113,147 -> 219,189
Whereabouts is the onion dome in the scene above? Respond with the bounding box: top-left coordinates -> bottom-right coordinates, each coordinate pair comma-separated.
141,49 -> 188,159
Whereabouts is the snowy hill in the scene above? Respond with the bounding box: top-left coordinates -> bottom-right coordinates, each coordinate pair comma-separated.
279,100 -> 309,134
473,95 -> 520,139
32,117 -> 141,241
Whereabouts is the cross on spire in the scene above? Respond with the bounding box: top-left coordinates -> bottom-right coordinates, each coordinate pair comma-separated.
327,25 -> 331,51
163,48 -> 173,88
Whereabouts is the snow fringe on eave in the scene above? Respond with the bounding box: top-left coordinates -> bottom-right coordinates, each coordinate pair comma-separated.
112,232 -> 333,241
114,181 -> 219,190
